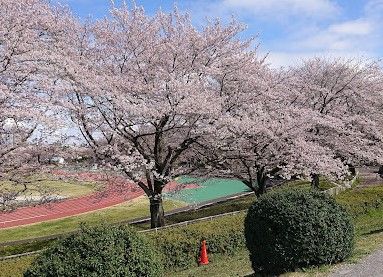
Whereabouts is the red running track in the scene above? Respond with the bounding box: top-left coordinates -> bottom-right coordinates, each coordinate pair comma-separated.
0,184 -> 144,229
0,169 -> 198,229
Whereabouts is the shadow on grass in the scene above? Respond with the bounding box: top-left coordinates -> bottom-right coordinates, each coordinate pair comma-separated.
244,273 -> 280,277
362,228 -> 383,236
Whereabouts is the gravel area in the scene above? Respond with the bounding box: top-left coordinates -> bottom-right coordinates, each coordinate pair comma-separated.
330,248 -> 383,277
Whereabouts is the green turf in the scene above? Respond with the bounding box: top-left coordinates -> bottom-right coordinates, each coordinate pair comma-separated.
165,177 -> 250,204
0,255 -> 36,277
170,249 -> 252,277
166,176 -> 335,204
0,178 -> 100,199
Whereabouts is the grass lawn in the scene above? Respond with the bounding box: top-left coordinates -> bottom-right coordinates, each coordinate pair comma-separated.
169,249 -> 253,277
0,197 -> 186,244
134,193 -> 256,230
0,178 -> 100,199
35,179 -> 99,198
0,255 -> 36,277
276,177 -> 336,191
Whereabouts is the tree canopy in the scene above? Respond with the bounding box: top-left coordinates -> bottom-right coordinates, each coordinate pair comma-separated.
1,1 -> 383,226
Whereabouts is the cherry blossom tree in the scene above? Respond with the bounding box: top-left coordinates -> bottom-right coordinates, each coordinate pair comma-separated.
0,0 -> 68,208
191,71 -> 348,195
51,5 -> 271,227
286,57 -> 383,187
3,0 -> 381,221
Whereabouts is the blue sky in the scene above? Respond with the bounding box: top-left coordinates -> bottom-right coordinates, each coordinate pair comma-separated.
58,0 -> 383,67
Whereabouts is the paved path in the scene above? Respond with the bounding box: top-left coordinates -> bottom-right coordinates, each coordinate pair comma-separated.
330,247 -> 383,277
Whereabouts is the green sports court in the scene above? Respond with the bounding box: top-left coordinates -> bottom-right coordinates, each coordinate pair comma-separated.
164,176 -> 251,204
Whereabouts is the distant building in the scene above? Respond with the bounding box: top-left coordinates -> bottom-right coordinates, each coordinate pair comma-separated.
50,156 -> 65,165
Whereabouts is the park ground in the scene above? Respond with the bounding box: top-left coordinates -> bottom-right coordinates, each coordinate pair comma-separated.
1,168 -> 383,276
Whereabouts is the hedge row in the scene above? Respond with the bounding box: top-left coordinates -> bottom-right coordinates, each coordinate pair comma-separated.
25,225 -> 163,277
146,212 -> 246,270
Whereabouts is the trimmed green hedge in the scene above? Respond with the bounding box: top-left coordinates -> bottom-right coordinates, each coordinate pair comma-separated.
245,190 -> 354,274
146,213 -> 246,270
25,224 -> 163,277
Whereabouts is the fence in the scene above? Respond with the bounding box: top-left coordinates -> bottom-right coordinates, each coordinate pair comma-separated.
139,209 -> 246,233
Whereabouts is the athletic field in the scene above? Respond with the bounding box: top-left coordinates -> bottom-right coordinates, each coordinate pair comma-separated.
165,177 -> 250,204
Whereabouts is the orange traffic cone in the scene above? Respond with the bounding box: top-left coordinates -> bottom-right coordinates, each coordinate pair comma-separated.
198,239 -> 209,265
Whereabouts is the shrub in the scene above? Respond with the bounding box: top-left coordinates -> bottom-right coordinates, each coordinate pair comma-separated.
24,224 -> 163,277
146,212 -> 246,270
244,190 -> 354,274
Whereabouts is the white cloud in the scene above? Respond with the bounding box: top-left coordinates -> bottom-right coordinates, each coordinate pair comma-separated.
329,20 -> 373,35
185,0 -> 383,67
222,0 -> 339,20
264,51 -> 317,67
265,50 -> 373,68
262,0 -> 383,67
296,17 -> 377,52
365,0 -> 383,19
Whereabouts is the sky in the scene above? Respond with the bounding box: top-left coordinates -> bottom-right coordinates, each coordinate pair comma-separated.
58,0 -> 383,67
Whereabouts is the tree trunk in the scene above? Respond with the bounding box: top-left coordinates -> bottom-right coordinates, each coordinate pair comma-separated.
348,164 -> 356,176
255,169 -> 267,197
255,181 -> 267,197
311,173 -> 319,189
150,194 -> 165,228
378,165 -> 383,178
